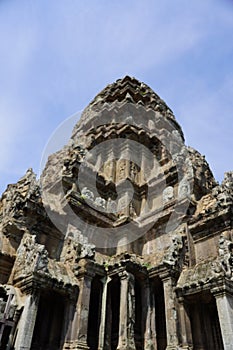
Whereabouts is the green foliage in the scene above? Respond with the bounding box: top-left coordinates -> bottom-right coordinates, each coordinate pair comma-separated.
142,262 -> 152,269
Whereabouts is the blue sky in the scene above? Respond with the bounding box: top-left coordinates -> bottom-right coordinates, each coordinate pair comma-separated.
0,0 -> 233,195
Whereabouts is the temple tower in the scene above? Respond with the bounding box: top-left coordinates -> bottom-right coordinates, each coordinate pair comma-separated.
0,76 -> 233,350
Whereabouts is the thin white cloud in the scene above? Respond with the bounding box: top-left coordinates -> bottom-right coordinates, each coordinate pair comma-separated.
0,0 -> 233,193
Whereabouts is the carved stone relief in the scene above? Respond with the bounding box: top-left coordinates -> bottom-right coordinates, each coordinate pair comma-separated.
163,186 -> 174,204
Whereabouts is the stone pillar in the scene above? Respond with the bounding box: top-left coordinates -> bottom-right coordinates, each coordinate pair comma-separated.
98,276 -> 111,350
177,297 -> 193,349
63,261 -> 94,350
117,271 -> 136,350
14,291 -> 40,350
59,290 -> 78,349
75,271 -> 94,350
142,279 -> 157,350
212,287 -> 233,350
160,273 -> 179,350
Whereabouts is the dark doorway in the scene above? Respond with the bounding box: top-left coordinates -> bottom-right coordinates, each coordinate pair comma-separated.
189,293 -> 224,350
154,278 -> 167,350
87,276 -> 103,350
31,291 -> 65,350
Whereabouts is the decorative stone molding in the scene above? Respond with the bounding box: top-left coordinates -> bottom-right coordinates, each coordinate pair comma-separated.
163,234 -> 183,269
12,232 -> 48,280
163,186 -> 174,204
218,234 -> 233,280
178,179 -> 190,200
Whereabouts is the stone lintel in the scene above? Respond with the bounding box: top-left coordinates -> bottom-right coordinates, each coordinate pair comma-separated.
159,268 -> 178,283
211,278 -> 233,298
13,272 -> 77,296
13,273 -> 41,295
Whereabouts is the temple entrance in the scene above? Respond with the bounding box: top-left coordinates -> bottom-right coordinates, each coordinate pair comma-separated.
31,291 -> 65,350
87,276 -> 103,350
153,278 -> 167,350
188,292 -> 224,350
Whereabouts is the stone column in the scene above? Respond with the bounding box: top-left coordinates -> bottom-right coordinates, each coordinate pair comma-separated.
98,276 -> 111,350
160,273 -> 179,350
212,287 -> 233,350
63,261 -> 94,350
75,271 -> 94,350
177,297 -> 193,349
142,279 -> 157,350
14,291 -> 40,350
117,271 -> 136,350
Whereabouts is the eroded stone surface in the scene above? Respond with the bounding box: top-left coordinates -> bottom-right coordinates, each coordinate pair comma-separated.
0,76 -> 232,350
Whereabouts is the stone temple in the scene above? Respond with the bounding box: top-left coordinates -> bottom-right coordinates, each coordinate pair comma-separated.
0,76 -> 233,350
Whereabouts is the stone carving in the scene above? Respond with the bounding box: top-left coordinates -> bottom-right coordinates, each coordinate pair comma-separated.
195,172 -> 233,215
104,161 -> 114,180
81,187 -> 94,201
107,198 -> 117,214
212,172 -> 233,208
163,235 -> 183,268
186,147 -> 217,197
62,145 -> 86,177
13,233 -> 48,278
117,195 -> 128,217
118,159 -> 127,180
129,202 -> 137,218
177,259 -> 224,290
80,242 -> 95,260
61,237 -> 82,264
75,145 -> 86,162
94,197 -> 106,209
178,179 -> 190,199
148,119 -> 155,130
61,235 -> 95,264
130,162 -> 137,181
163,186 -> 174,204
222,171 -> 233,190
218,234 -> 233,279
1,168 -> 40,218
